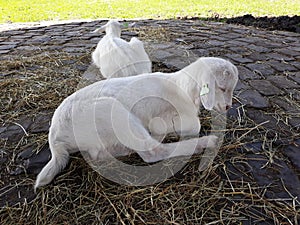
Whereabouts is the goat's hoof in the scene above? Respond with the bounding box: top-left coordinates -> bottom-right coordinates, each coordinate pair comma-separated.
197,135 -> 218,150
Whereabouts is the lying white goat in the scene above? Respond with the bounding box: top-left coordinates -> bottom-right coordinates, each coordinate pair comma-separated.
35,57 -> 238,189
92,20 -> 152,78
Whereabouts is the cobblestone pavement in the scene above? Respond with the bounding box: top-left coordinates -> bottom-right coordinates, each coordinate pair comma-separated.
0,19 -> 299,223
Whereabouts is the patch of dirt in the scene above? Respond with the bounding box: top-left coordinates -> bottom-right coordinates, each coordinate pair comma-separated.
226,14 -> 300,33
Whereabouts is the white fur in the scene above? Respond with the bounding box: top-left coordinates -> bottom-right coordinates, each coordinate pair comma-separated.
91,20 -> 152,78
35,57 -> 238,190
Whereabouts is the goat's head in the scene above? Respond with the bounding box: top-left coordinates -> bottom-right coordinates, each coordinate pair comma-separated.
92,19 -> 122,36
198,57 -> 238,112
92,20 -> 136,37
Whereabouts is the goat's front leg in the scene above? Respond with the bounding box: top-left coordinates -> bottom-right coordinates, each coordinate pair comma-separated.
136,135 -> 218,163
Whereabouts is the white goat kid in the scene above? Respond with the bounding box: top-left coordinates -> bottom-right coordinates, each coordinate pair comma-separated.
35,57 -> 238,189
92,20 -> 152,78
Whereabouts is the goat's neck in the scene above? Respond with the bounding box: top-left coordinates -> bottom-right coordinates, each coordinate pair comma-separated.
172,64 -> 203,103
105,28 -> 121,37
106,32 -> 120,37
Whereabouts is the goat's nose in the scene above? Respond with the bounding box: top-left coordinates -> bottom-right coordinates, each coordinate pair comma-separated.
225,105 -> 231,111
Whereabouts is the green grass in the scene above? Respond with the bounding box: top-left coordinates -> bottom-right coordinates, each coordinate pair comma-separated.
0,0 -> 299,23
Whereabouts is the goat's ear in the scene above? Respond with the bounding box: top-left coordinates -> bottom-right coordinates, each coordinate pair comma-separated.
128,22 -> 136,28
92,25 -> 106,33
200,73 -> 215,110
121,22 -> 136,28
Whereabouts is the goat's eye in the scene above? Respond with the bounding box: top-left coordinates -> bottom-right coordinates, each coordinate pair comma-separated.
220,88 -> 226,92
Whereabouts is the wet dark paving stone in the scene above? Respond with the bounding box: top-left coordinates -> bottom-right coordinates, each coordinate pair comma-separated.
248,80 -> 282,96
238,89 -> 270,109
245,63 -> 276,77
13,144 -> 51,175
0,112 -> 52,143
283,139 -> 300,171
288,71 -> 300,85
245,108 -> 294,142
267,75 -> 300,89
247,154 -> 300,200
226,141 -> 300,207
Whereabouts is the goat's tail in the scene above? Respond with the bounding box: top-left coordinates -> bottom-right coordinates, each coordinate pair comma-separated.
34,141 -> 69,191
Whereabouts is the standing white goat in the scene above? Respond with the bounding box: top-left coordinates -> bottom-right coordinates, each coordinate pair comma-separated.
91,20 -> 152,78
35,57 -> 238,190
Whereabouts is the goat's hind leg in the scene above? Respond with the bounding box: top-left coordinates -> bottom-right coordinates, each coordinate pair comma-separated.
110,100 -> 218,163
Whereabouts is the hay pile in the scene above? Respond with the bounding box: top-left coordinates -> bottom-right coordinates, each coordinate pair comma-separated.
0,29 -> 299,224
0,53 -> 87,123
